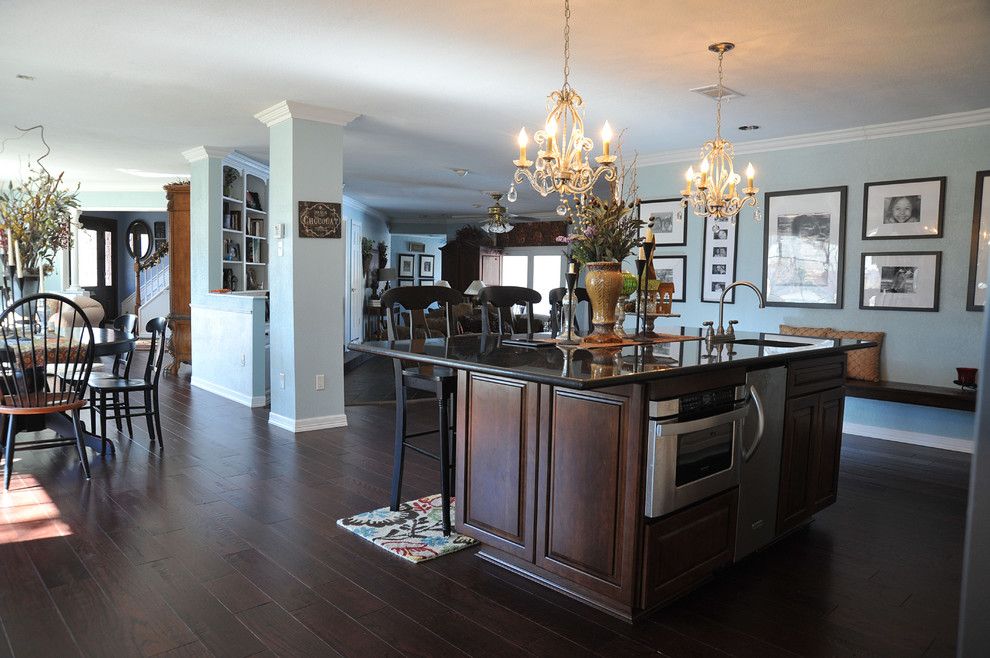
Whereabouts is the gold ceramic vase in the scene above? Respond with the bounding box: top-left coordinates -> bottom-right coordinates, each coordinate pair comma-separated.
583,261 -> 624,344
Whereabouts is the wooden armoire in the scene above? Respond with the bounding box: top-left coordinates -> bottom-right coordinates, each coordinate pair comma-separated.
440,242 -> 502,293
163,183 -> 191,375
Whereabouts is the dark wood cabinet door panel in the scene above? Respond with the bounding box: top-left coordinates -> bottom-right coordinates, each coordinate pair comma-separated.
777,393 -> 817,533
536,385 -> 644,606
640,489 -> 737,610
810,387 -> 844,513
455,372 -> 537,560
787,355 -> 846,398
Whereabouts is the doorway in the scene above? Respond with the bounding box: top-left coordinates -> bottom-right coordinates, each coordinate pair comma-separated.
348,219 -> 364,343
78,215 -> 118,320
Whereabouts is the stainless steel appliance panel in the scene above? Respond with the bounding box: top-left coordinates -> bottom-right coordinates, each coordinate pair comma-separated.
734,366 -> 787,561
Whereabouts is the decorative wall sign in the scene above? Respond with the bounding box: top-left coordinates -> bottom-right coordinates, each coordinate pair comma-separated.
418,254 -> 435,279
763,186 -> 847,309
652,255 -> 687,302
398,253 -> 415,278
967,170 -> 990,311
701,216 -> 739,303
298,201 -> 342,238
860,251 -> 941,312
863,177 -> 945,239
408,241 -> 426,253
640,198 -> 687,246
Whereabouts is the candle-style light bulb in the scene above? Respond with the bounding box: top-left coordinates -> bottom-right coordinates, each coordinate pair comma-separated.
682,166 -> 694,195
517,127 -> 528,163
546,117 -> 558,153
601,121 -> 613,158
699,158 -> 710,187
745,162 -> 755,190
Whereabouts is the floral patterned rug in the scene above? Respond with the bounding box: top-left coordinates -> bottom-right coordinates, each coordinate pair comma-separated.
336,494 -> 477,563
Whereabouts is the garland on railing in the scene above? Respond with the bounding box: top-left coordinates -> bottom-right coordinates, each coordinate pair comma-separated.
138,241 -> 169,272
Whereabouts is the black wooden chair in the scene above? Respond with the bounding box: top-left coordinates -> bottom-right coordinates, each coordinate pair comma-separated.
88,314 -> 138,436
0,294 -> 95,489
381,286 -> 463,535
477,286 -> 541,336
87,317 -> 167,450
548,287 -> 591,338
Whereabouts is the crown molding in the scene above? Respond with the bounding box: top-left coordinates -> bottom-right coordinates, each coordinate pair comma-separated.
636,108 -> 990,167
224,150 -> 269,179
254,100 -> 360,128
343,196 -> 390,225
181,146 -> 231,163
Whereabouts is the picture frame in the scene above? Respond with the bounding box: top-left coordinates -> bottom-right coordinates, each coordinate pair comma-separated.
639,198 -> 686,246
967,170 -> 990,311
863,177 -> 945,240
859,251 -> 941,312
418,254 -> 435,279
247,191 -> 264,211
701,216 -> 739,303
398,278 -> 416,287
153,221 -> 166,240
763,186 -> 847,309
398,253 -> 416,278
652,255 -> 687,303
408,241 -> 426,253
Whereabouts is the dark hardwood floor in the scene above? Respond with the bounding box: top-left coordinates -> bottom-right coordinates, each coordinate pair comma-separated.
0,355 -> 969,657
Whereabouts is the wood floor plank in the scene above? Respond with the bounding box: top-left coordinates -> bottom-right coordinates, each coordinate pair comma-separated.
235,602 -> 341,657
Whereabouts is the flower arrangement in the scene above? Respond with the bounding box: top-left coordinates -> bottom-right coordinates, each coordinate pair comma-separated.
376,240 -> 388,269
557,195 -> 642,264
0,167 -> 79,279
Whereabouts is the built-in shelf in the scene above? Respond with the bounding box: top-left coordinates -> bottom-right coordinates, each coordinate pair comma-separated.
223,260 -> 243,264
246,208 -> 266,215
221,161 -> 269,292
246,262 -> 266,266
222,195 -> 243,204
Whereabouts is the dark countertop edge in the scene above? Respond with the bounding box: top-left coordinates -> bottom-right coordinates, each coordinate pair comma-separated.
349,340 -> 877,391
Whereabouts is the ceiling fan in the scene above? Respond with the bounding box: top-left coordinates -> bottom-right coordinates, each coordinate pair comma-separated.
456,192 -> 545,234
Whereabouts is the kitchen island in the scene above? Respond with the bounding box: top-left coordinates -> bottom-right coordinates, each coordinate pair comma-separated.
352,327 -> 874,621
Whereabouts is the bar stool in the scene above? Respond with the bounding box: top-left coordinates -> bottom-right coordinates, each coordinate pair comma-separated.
477,285 -> 541,335
381,286 -> 464,535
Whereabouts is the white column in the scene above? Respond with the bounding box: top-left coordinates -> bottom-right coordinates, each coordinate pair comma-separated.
256,101 -> 359,433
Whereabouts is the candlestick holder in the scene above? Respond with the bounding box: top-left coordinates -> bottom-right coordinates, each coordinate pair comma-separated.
633,258 -> 646,339
558,269 -> 580,345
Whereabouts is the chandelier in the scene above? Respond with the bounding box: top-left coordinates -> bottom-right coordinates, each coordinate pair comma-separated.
481,192 -> 514,234
511,0 -> 616,210
681,42 -> 758,221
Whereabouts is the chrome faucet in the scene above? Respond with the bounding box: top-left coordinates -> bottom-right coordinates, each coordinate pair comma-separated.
707,281 -> 765,344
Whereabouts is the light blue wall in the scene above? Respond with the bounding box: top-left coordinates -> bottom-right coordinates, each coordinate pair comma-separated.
390,233 -> 445,283
636,124 -> 990,442
77,190 -> 167,210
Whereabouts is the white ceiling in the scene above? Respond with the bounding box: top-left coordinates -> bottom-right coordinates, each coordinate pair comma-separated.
2,0 -> 989,221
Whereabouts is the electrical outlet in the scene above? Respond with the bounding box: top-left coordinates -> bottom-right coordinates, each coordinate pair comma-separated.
240,353 -> 246,366
279,372 -> 285,389
316,374 -> 325,391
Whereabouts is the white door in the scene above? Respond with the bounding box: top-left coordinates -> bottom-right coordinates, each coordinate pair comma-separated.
349,219 -> 364,343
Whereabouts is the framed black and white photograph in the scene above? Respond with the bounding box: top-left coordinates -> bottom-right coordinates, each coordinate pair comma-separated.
418,254 -> 435,279
863,177 -> 945,239
398,253 -> 415,278
860,251 -> 941,312
652,255 -> 687,302
967,170 -> 990,311
701,216 -> 739,303
763,186 -> 847,309
398,278 -> 416,287
640,198 -> 686,246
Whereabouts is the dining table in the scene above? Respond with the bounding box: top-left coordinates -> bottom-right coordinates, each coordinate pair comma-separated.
11,327 -> 138,456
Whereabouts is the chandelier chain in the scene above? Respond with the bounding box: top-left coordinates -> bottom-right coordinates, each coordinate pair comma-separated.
562,0 -> 570,89
715,50 -> 724,140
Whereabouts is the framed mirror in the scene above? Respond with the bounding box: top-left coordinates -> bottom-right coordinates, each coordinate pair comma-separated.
125,220 -> 153,261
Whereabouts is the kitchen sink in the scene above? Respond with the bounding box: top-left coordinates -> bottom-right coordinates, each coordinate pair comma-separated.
730,338 -> 813,348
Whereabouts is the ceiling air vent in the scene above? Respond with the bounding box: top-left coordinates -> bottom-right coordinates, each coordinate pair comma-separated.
690,84 -> 743,101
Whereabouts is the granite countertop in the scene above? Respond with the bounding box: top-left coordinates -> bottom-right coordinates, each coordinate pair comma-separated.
350,326 -> 875,390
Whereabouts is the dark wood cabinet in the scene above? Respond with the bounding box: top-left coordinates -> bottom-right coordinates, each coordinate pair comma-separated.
440,242 -> 501,293
640,489 -> 737,610
777,356 -> 846,534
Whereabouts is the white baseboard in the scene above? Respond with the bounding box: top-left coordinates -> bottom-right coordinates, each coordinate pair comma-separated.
191,376 -> 268,408
268,412 -> 348,433
843,421 -> 974,454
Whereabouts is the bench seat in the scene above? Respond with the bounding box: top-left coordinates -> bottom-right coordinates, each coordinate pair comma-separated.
845,380 -> 976,412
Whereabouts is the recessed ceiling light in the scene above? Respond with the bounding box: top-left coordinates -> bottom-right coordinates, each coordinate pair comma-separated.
738,125 -> 760,131
449,168 -> 469,177
15,74 -> 34,81
117,168 -> 189,179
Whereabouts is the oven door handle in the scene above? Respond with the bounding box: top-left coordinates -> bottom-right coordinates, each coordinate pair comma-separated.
653,402 -> 750,436
742,384 -> 765,463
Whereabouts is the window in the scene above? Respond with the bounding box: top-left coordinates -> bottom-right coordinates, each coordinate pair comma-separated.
500,248 -> 565,317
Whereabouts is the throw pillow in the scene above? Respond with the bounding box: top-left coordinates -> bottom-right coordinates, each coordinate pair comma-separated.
830,330 -> 885,382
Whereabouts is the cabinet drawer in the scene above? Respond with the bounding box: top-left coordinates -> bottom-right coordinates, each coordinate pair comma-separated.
787,356 -> 846,398
640,488 -> 737,610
